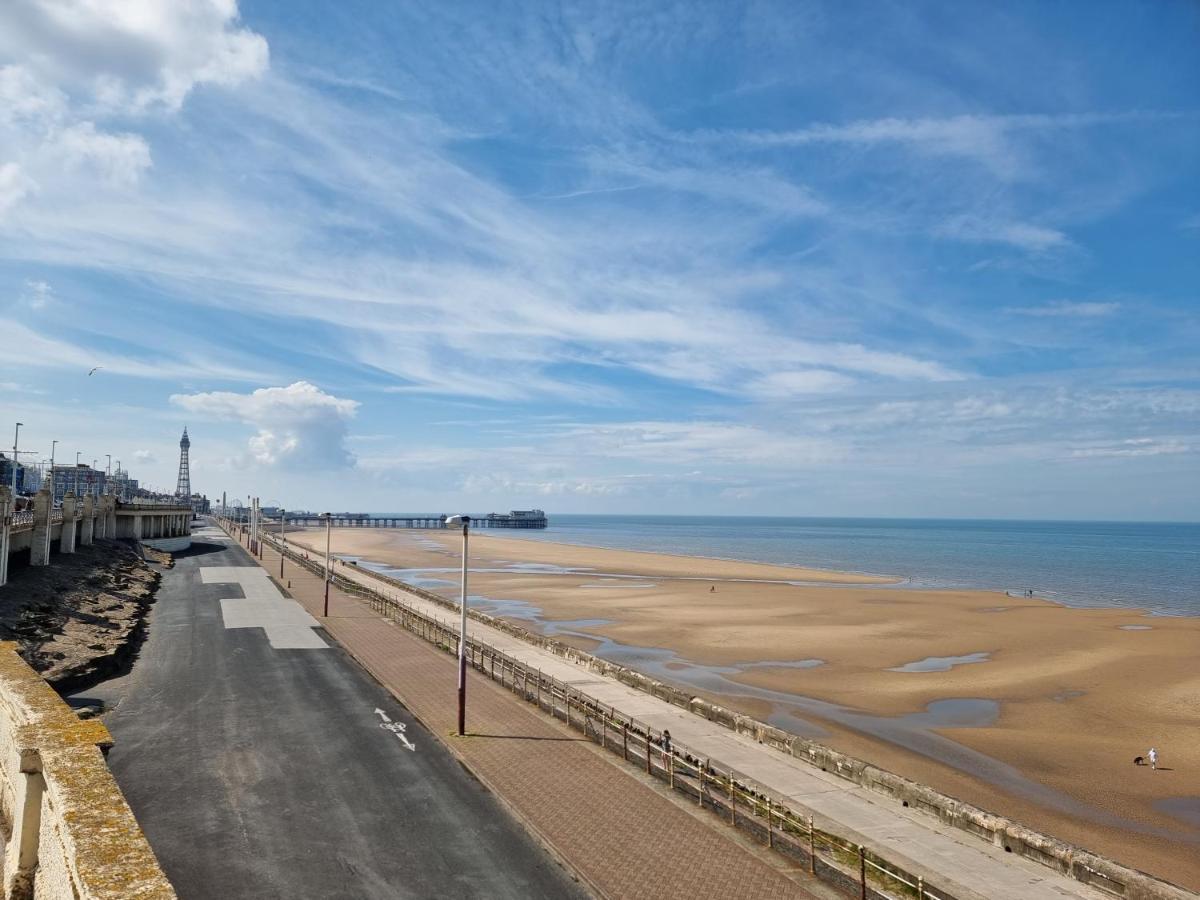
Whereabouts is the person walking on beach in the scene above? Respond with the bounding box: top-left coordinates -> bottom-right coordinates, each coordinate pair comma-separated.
1148,747 -> 1158,770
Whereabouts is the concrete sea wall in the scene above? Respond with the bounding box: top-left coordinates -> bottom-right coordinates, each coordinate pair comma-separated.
0,643 -> 174,900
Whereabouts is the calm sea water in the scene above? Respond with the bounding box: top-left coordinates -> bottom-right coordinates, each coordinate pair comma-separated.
395,515 -> 1199,617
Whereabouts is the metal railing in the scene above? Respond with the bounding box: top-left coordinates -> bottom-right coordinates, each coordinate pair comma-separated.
246,523 -> 951,900
12,510 -> 34,527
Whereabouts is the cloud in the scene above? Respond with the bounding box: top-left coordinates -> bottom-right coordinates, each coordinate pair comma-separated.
1068,438 -> 1190,460
698,111 -> 1181,179
171,381 -> 360,468
0,0 -> 268,112
747,369 -> 855,398
1008,301 -> 1120,318
20,279 -> 52,309
133,449 -> 156,463
937,216 -> 1069,252
0,162 -> 33,216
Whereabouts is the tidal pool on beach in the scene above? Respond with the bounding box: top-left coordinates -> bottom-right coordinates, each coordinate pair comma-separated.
468,592 -> 1174,832
888,652 -> 991,673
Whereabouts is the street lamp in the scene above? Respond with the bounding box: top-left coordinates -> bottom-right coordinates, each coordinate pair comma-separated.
279,507 -> 286,578
74,452 -> 81,495
445,514 -> 471,736
49,440 -> 57,502
10,423 -> 22,493
320,512 -> 332,617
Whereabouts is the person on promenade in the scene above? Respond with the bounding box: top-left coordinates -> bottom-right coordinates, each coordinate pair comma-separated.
1148,747 -> 1158,770
661,729 -> 672,762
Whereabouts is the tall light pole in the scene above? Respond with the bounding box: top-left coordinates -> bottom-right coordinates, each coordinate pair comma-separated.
49,440 -> 57,502
10,423 -> 21,494
321,512 -> 332,617
279,508 -> 286,578
74,452 -> 81,495
446,514 -> 471,736
92,459 -> 98,497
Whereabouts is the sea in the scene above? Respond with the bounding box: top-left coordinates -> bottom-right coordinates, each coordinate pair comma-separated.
376,515 -> 1200,617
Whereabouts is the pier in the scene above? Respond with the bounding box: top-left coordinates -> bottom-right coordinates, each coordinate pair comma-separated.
273,509 -> 548,530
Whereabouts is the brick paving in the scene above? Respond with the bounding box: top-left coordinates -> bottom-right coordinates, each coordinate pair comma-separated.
244,534 -> 818,900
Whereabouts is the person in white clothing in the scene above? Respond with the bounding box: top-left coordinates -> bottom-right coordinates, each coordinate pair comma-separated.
1148,747 -> 1158,770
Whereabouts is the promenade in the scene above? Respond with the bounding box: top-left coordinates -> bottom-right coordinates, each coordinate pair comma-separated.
245,528 -> 1131,900
253,535 -> 822,899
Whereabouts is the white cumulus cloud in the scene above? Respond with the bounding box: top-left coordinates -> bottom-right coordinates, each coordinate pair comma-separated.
0,0 -> 268,112
171,381 -> 360,469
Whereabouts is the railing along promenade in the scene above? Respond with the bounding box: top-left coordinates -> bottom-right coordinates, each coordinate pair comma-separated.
237,520 -> 1195,900
244,526 -> 937,900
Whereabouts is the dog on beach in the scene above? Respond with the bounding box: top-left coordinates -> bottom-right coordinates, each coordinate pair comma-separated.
1133,755 -> 1145,766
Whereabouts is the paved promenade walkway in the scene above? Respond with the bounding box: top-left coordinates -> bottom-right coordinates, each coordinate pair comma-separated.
253,536 -> 821,900
253,531 -> 1112,900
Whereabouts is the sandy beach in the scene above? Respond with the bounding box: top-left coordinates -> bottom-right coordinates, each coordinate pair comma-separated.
285,526 -> 1200,888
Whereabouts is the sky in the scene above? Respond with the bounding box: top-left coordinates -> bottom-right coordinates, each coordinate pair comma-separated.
0,1 -> 1197,520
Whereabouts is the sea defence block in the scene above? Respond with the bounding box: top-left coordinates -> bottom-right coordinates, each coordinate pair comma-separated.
0,642 -> 175,900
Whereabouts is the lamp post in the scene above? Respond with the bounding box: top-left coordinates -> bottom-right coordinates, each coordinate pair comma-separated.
74,452 -> 81,495
321,512 -> 332,617
445,514 -> 471,736
49,440 -> 57,503
10,423 -> 21,494
279,508 -> 286,578
92,459 -> 98,497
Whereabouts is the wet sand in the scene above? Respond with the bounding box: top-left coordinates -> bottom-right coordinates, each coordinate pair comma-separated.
286,527 -> 1200,888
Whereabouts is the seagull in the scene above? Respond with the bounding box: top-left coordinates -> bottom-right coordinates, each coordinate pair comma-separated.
87,366 -> 103,376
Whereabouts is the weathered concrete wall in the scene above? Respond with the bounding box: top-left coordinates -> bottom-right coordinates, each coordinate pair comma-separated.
0,643 -> 175,900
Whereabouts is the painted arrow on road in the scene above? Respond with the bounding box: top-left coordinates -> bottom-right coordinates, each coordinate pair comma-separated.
375,708 -> 416,752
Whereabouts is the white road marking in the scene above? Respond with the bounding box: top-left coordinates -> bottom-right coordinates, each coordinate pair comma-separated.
201,566 -> 328,650
375,707 -> 416,752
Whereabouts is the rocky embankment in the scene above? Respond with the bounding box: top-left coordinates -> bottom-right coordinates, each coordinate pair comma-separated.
0,540 -> 164,691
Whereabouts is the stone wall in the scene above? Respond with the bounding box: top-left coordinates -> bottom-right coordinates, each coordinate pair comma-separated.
0,643 -> 174,900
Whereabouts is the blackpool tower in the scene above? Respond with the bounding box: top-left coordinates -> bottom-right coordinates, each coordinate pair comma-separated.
175,427 -> 192,498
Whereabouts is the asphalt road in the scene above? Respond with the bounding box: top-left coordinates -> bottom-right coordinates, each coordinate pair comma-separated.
72,526 -> 586,900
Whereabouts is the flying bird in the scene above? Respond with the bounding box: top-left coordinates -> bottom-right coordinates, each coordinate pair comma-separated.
87,366 -> 103,376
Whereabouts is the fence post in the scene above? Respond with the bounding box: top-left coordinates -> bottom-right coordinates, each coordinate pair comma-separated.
766,798 -> 773,848
601,713 -> 607,750
668,752 -> 674,790
809,816 -> 816,875
917,876 -> 924,900
622,723 -> 628,761
537,670 -> 542,709
729,772 -> 736,825
859,845 -> 867,900
645,731 -> 653,775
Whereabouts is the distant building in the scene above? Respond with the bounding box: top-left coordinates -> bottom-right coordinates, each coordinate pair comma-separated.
48,464 -> 106,502
108,469 -> 138,502
0,454 -> 26,495
484,509 -> 548,528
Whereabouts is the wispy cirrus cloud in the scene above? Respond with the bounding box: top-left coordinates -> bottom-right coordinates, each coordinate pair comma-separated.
1007,300 -> 1120,318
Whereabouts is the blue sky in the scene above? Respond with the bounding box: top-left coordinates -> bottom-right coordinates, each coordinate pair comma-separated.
1,1 -> 1197,519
